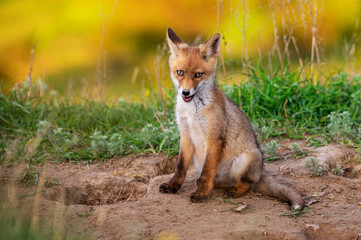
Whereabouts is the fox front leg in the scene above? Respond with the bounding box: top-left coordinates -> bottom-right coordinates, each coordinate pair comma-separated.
190,138 -> 223,202
159,135 -> 194,194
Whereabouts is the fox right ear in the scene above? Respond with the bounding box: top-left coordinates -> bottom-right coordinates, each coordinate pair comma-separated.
200,33 -> 221,60
166,28 -> 184,55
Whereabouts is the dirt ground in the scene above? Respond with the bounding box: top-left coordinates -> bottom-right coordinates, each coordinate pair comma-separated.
1,140 -> 361,240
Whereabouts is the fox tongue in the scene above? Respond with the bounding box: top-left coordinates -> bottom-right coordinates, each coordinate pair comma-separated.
183,96 -> 192,102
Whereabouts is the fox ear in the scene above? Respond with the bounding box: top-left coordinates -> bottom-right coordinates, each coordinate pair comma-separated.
200,33 -> 221,60
166,28 -> 184,55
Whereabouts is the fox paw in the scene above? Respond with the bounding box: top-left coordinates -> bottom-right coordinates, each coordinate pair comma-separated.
159,182 -> 179,194
190,192 -> 209,203
223,187 -> 238,198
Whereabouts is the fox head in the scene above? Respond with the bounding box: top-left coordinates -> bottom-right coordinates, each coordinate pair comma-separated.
166,28 -> 220,103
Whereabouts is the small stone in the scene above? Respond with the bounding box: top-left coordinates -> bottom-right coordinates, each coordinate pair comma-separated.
305,224 -> 320,232
233,203 -> 249,213
335,188 -> 342,193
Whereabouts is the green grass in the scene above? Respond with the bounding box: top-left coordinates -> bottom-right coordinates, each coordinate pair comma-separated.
279,207 -> 312,219
289,142 -> 308,158
1,67 -> 361,168
0,207 -> 84,240
223,69 -> 361,129
0,86 -> 179,165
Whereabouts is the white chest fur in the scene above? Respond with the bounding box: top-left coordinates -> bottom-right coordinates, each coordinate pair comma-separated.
175,87 -> 213,173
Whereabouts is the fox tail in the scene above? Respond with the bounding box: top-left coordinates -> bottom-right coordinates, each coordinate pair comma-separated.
254,173 -> 304,210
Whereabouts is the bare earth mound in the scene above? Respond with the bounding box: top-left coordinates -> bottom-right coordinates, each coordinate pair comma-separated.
1,142 -> 361,240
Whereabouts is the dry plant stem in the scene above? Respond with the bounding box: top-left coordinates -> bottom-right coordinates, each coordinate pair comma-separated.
307,0 -> 322,79
24,123 -> 50,161
95,19 -> 106,102
50,85 -> 54,105
153,110 -> 165,131
283,98 -> 289,123
271,1 -> 284,73
30,164 -> 47,233
4,138 -> 20,164
28,48 -> 34,95
316,34 -> 331,75
6,162 -> 24,210
27,41 -> 40,97
280,0 -> 290,69
268,51 -> 273,73
131,67 -> 139,86
39,78 -> 44,97
81,78 -> 89,99
6,124 -> 49,227
281,1 -> 302,70
154,61 -> 169,129
5,139 -> 21,210
258,27 -> 262,62
95,0 -> 119,101
345,20 -> 360,73
292,36 -> 303,69
217,0 -> 222,33
103,50 -> 108,85
220,47 -> 227,84
310,35 -> 315,78
241,0 -> 249,73
311,1 -> 331,75
217,0 -> 227,83
124,188 -> 134,204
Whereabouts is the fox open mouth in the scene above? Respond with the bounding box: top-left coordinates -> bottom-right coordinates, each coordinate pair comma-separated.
182,95 -> 194,102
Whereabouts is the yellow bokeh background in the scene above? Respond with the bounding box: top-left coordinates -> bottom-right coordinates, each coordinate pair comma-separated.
0,0 -> 360,99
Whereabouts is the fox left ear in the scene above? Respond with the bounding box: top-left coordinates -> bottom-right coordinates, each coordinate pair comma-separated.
166,28 -> 184,55
200,33 -> 221,60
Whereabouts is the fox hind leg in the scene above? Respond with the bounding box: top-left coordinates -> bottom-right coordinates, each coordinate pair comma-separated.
214,150 -> 262,198
224,182 -> 250,198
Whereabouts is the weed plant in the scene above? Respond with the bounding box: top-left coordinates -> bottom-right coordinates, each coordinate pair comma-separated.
289,142 -> 308,158
327,111 -> 353,140
304,157 -> 329,177
262,140 -> 280,156
331,164 -> 345,176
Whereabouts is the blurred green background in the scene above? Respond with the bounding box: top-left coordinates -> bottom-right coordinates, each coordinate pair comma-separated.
0,0 -> 360,101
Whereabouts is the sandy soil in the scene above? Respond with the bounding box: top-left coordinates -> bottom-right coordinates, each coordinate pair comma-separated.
1,141 -> 361,240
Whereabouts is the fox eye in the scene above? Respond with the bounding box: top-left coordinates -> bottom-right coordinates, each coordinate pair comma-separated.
177,70 -> 184,76
194,72 -> 203,78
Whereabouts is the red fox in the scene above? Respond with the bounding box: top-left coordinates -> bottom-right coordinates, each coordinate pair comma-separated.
159,28 -> 304,210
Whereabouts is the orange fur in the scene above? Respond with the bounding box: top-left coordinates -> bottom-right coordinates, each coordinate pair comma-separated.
160,28 -> 304,210
169,47 -> 216,90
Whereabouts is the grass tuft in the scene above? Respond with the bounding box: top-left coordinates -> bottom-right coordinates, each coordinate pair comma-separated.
289,142 -> 308,158
331,164 -> 344,176
262,140 -> 280,156
304,157 -> 329,177
279,207 -> 312,219
327,111 -> 353,140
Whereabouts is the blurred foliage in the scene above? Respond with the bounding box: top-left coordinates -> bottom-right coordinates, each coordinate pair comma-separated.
0,0 -> 360,99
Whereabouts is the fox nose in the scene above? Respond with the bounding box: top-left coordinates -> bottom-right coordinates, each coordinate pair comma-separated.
182,89 -> 190,96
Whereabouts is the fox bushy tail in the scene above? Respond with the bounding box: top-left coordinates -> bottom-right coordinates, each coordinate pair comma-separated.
254,173 -> 304,210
